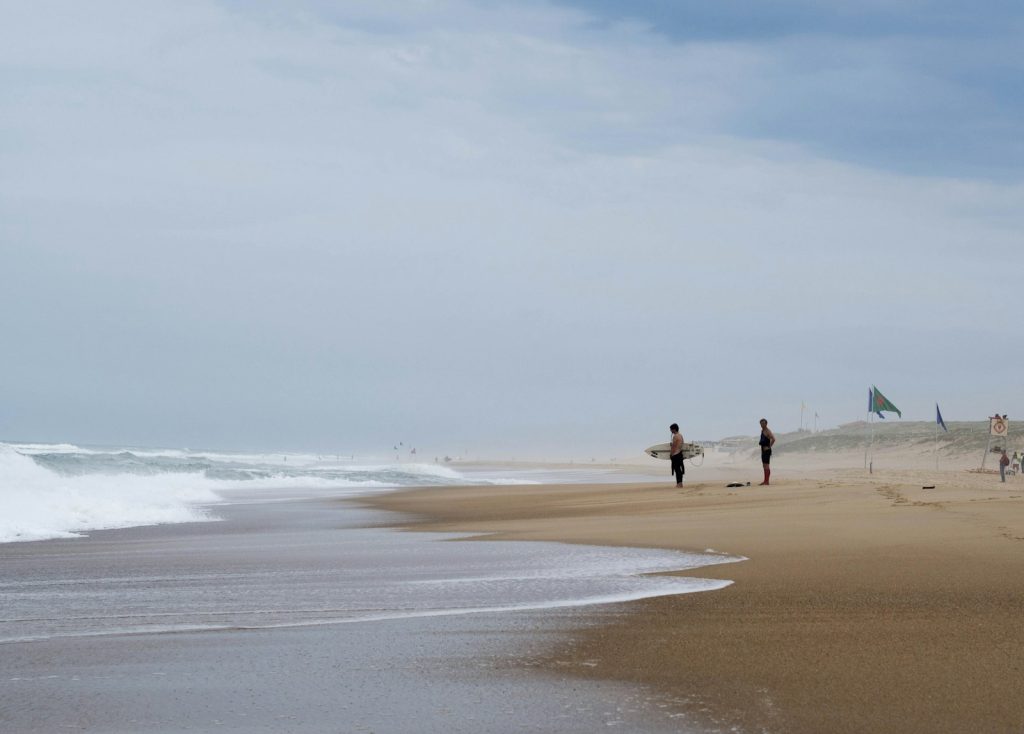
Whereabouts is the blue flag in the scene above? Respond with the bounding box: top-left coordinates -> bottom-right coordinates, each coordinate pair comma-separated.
936,404 -> 947,432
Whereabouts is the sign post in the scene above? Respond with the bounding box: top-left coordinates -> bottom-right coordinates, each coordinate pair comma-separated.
982,415 -> 1009,470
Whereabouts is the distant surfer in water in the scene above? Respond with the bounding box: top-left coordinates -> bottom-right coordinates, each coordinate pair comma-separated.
669,423 -> 685,487
759,418 -> 776,486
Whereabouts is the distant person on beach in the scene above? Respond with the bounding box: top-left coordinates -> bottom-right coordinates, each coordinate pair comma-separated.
1013,451 -> 1020,475
999,449 -> 1009,482
669,423 -> 685,487
759,418 -> 776,486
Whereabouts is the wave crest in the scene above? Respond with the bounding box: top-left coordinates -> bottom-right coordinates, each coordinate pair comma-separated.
0,442 -> 532,543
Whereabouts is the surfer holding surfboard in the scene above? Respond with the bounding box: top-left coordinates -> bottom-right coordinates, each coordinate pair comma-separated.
644,434 -> 703,487
669,423 -> 685,487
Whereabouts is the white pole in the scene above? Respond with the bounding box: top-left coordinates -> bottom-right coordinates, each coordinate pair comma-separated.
864,389 -> 872,468
869,412 -> 875,474
864,412 -> 869,469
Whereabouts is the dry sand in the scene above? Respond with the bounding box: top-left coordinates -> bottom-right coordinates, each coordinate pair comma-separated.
362,463 -> 1024,734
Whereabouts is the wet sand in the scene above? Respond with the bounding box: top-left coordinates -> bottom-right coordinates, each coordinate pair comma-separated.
1,498 -> 700,733
363,468 -> 1024,734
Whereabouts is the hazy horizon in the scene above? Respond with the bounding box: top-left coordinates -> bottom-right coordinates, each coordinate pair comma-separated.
3,1 -> 1022,458
2,415 -> 1010,465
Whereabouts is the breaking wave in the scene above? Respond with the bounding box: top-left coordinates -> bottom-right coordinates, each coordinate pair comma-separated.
0,442 -> 527,543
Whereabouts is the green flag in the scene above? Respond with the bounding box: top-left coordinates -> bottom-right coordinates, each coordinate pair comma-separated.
871,386 -> 901,418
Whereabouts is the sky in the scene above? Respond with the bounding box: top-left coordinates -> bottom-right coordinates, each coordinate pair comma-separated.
1,0 -> 1022,459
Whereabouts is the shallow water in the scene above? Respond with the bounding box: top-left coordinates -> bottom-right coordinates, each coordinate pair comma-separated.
0,497 -> 734,733
1,500 -> 736,643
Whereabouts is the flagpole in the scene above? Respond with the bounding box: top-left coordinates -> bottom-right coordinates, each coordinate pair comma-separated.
869,411 -> 874,474
934,413 -> 938,471
864,388 -> 871,470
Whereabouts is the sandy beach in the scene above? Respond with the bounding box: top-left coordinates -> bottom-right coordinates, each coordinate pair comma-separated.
363,464 -> 1024,734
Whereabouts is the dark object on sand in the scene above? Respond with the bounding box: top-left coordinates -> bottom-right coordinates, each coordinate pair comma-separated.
726,482 -> 752,488
922,485 -> 935,489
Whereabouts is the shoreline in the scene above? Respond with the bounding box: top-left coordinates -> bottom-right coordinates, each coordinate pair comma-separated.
2,499 -> 702,733
360,469 -> 1024,734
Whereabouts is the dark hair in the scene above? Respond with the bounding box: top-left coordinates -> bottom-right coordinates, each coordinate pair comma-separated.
670,423 -> 679,431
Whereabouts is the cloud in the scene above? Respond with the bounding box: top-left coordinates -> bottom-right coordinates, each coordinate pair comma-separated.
552,0 -> 1024,177
1,1 -> 1021,453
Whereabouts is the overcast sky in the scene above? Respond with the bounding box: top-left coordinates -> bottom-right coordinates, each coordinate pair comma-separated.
2,1 -> 1022,458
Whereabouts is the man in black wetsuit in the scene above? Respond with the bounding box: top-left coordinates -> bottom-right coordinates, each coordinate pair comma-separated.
759,418 -> 776,486
669,423 -> 685,487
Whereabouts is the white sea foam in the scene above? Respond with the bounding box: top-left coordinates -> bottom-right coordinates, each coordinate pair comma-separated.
0,442 -> 535,543
0,446 -> 221,543
7,442 -> 100,455
1,528 -> 742,643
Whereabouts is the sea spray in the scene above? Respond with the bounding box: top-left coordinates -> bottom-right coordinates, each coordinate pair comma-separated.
0,442 -> 534,543
0,445 -> 221,542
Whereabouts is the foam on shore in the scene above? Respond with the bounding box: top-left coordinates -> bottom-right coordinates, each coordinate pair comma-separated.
0,442 -> 536,543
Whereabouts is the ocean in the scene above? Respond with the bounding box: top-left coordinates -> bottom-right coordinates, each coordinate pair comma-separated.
2,442 -> 552,544
1,441 -> 740,732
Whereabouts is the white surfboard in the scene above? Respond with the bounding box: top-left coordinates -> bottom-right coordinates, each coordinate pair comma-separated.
645,442 -> 703,461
